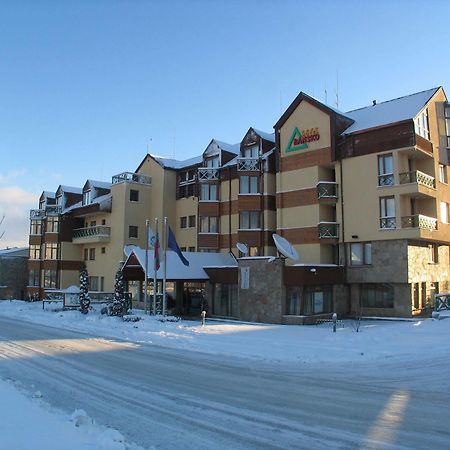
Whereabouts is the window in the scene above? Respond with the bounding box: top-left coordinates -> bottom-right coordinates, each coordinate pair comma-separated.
212,283 -> 238,317
200,183 -> 218,201
350,243 -> 372,266
89,276 -> 99,291
43,269 -> 57,289
180,247 -> 186,252
90,220 -> 96,227
100,276 -> 105,292
89,248 -> 96,261
101,247 -> 106,254
445,104 -> 450,148
429,244 -> 439,264
378,154 -> 394,186
440,202 -> 449,224
205,157 -> 219,168
239,211 -> 261,229
415,109 -> 430,140
46,217 -> 59,233
130,189 -> 139,202
242,145 -> 259,158
188,215 -> 196,228
439,164 -> 448,184
180,217 -> 187,229
39,199 -> 46,210
200,216 -> 218,233
303,286 -> 333,315
45,243 -> 59,260
379,196 -> 396,229
28,269 -> 40,287
286,286 -> 301,315
56,195 -> 63,206
188,246 -> 195,252
129,225 -> 138,238
84,248 -> 89,261
360,283 -> 394,308
249,246 -> 260,256
83,190 -> 92,205
102,219 -> 106,225
30,220 -> 42,235
29,245 -> 41,260
239,175 -> 259,194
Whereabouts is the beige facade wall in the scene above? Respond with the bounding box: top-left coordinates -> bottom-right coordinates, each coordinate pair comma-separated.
175,197 -> 198,249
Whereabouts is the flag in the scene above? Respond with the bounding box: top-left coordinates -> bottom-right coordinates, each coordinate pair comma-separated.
168,226 -> 189,266
147,226 -> 156,249
154,229 -> 160,270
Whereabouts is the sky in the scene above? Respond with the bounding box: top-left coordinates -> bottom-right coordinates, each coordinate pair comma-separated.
1,0 -> 449,248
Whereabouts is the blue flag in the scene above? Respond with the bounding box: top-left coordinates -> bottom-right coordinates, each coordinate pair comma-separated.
168,226 -> 189,266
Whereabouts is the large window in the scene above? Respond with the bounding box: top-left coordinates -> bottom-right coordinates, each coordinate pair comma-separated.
30,220 -> 42,235
440,202 -> 449,224
360,283 -> 394,308
28,269 -> 40,287
89,248 -> 96,260
212,283 -> 238,317
303,286 -> 333,315
43,269 -> 57,289
379,196 -> 396,229
46,217 -> 59,233
89,276 -> 99,291
350,243 -> 372,266
200,183 -> 218,201
29,244 -> 41,260
83,190 -> 92,205
239,211 -> 261,229
242,145 -> 259,158
378,154 -> 394,186
239,176 -> 259,194
415,109 -> 430,140
205,157 -> 219,168
45,243 -> 59,260
445,104 -> 450,148
286,286 -> 302,315
200,216 -> 218,233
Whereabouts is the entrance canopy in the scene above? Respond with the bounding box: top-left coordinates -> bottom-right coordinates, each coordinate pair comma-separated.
122,247 -> 237,281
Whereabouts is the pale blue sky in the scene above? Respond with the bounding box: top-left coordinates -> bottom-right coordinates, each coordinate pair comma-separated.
1,0 -> 449,246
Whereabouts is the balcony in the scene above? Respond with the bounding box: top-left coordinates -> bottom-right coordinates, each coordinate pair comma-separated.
30,209 -> 46,219
198,167 -> 219,181
73,226 -> 111,244
112,172 -> 151,185
318,222 -> 339,239
29,205 -> 62,219
317,181 -> 338,200
401,214 -> 437,231
399,170 -> 435,188
237,157 -> 260,172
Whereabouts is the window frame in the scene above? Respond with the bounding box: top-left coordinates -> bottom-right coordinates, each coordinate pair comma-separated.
350,242 -> 372,266
180,216 -> 187,229
239,175 -> 260,194
199,216 -> 218,233
200,183 -> 218,201
377,153 -> 394,186
128,225 -> 138,239
89,248 -> 96,261
239,211 -> 261,230
379,196 -> 396,229
129,189 -> 139,202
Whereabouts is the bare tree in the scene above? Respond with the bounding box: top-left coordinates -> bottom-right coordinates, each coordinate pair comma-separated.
0,214 -> 5,240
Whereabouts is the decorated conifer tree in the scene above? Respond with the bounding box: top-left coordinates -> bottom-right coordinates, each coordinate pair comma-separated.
110,264 -> 126,316
79,266 -> 90,314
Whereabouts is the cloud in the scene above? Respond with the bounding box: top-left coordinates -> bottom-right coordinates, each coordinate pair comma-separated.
0,186 -> 38,248
0,169 -> 28,185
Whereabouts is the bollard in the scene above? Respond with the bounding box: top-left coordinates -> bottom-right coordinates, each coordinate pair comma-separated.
201,310 -> 206,327
332,312 -> 337,333
431,311 -> 440,320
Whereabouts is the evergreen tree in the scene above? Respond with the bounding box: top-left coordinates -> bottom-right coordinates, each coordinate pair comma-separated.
110,265 -> 126,316
79,266 -> 90,314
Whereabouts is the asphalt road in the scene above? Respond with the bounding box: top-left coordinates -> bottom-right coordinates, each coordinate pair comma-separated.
0,316 -> 449,449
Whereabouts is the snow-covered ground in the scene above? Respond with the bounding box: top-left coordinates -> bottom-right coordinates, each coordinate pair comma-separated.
0,299 -> 449,365
1,300 -> 450,450
0,378 -> 143,450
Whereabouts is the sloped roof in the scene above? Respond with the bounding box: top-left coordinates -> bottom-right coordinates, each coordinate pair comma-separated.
252,128 -> 276,143
151,154 -> 203,170
0,247 -> 28,258
123,248 -> 237,280
84,180 -> 111,191
214,140 -> 240,154
57,185 -> 83,195
41,191 -> 56,199
342,87 -> 441,134
63,193 -> 112,214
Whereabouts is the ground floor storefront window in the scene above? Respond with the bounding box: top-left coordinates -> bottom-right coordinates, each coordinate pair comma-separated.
286,285 -> 333,315
360,283 -> 394,308
212,283 -> 238,318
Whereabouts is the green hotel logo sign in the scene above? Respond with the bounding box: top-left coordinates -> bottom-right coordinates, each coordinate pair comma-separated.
286,127 -> 320,153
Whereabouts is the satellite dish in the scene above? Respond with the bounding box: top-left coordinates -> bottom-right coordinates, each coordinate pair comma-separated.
236,242 -> 249,256
272,234 -> 299,261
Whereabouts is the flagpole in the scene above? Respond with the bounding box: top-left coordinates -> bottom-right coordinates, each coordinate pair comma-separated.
144,219 -> 149,315
153,217 -> 158,315
163,216 -> 168,317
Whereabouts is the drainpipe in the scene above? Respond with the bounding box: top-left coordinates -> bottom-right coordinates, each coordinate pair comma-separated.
228,166 -> 232,253
260,137 -> 265,255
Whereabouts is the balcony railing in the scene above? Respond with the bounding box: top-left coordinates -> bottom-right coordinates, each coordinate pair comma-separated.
30,209 -> 46,219
112,172 -> 151,185
198,167 -> 219,181
317,181 -> 338,199
401,214 -> 437,230
318,222 -> 339,238
237,157 -> 260,172
46,205 -> 62,216
399,170 -> 435,188
380,217 -> 396,229
73,226 -> 111,239
378,174 -> 395,186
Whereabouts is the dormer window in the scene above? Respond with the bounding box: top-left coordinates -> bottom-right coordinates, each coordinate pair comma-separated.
242,145 -> 259,158
415,109 -> 430,140
56,195 -> 63,206
39,199 -> 46,210
205,156 -> 219,168
83,190 -> 92,205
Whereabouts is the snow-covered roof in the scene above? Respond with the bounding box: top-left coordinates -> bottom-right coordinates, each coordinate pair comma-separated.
214,140 -> 240,154
63,193 -> 112,214
41,191 -> 55,199
57,185 -> 83,195
151,154 -> 203,170
124,248 -> 237,280
85,180 -> 111,191
0,247 -> 28,258
252,129 -> 276,143
222,156 -> 238,168
343,87 -> 440,134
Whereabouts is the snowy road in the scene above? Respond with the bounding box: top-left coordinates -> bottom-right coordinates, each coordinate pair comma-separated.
0,316 -> 449,450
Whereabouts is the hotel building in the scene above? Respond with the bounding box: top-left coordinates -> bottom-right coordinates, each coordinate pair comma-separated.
27,86 -> 450,322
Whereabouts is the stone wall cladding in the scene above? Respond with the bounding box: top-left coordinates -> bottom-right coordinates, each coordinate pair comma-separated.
238,258 -> 285,324
408,244 -> 450,286
0,258 -> 28,299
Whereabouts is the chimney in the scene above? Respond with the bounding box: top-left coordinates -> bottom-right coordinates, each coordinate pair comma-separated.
373,100 -> 377,106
